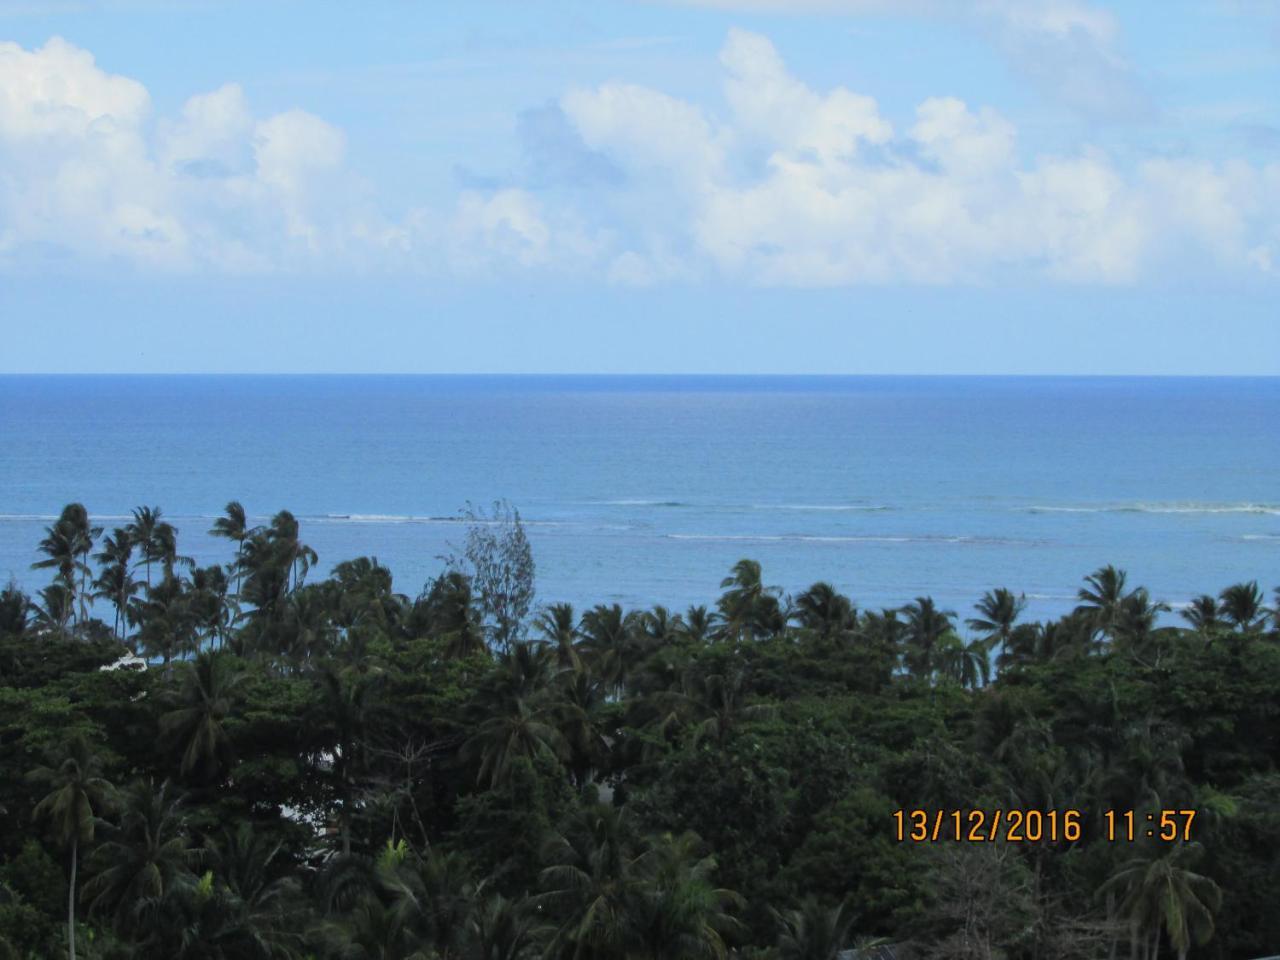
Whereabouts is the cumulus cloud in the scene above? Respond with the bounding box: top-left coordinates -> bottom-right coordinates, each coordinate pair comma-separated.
548,30 -> 1279,286
0,31 -> 1276,287
670,0 -> 1152,122
0,37 -> 412,273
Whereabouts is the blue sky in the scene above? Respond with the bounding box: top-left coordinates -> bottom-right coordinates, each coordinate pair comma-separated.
1,0 -> 1278,373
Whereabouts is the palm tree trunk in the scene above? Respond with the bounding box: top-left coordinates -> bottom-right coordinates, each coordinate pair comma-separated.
67,835 -> 77,960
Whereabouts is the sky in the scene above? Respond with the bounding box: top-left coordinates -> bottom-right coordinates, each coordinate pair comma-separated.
0,0 -> 1278,374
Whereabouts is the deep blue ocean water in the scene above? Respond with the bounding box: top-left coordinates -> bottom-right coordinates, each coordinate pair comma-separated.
1,375 -> 1277,625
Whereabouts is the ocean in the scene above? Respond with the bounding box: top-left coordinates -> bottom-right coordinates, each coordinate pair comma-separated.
1,375 -> 1276,625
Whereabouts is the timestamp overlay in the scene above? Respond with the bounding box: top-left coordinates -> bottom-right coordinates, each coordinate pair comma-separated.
893,809 -> 1198,843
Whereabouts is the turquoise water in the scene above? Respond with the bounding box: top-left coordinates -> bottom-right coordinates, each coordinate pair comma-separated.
1,375 -> 1277,623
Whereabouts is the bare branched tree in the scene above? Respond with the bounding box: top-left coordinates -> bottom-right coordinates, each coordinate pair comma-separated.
443,499 -> 535,654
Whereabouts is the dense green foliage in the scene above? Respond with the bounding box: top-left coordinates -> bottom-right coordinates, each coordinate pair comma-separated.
1,501 -> 1278,959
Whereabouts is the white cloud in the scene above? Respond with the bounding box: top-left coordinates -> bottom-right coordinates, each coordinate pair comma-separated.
551,30 -> 1279,286
0,37 -> 402,272
0,31 -> 1276,288
671,0 -> 1150,121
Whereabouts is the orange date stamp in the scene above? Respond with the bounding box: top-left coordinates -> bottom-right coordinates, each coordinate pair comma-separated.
893,809 -> 1197,843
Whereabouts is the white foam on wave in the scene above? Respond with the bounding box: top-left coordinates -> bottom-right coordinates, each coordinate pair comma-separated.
1240,533 -> 1280,541
598,499 -> 687,508
665,533 -> 1030,545
1028,502 -> 1280,516
314,513 -> 561,527
755,503 -> 893,512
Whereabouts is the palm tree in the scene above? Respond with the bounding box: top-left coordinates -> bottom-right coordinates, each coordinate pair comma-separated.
160,651 -> 246,783
268,510 -> 318,593
680,606 -> 712,644
1218,581 -> 1265,632
536,803 -> 640,960
792,582 -> 857,642
651,668 -> 776,747
312,663 -> 385,855
31,582 -> 76,638
463,694 -> 568,789
418,571 -> 487,659
899,596 -> 956,679
375,843 -> 474,958
467,893 -> 543,960
578,603 -> 643,697
537,602 -> 581,671
27,734 -> 116,960
967,587 -> 1025,667
934,634 -> 991,689
209,501 -> 254,597
0,581 -> 29,638
628,831 -> 742,960
126,505 -> 164,589
715,560 -> 784,644
92,528 -> 139,641
1101,842 -> 1221,960
201,822 -> 303,958
1076,565 -> 1131,641
32,504 -> 99,627
82,778 -> 193,939
772,897 -> 860,960
1180,595 -> 1223,637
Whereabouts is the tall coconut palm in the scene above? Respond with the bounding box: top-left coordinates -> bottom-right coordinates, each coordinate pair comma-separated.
792,582 -> 857,643
0,581 -> 29,638
418,571 -> 487,659
375,843 -> 474,958
82,778 -> 193,939
651,668 -> 776,747
537,602 -> 581,671
536,803 -> 640,960
578,603 -> 643,697
126,506 -> 164,589
92,528 -> 139,641
1218,581 -> 1265,632
209,501 -> 253,597
463,694 -> 568,789
27,735 -> 116,960
967,587 -> 1026,667
467,893 -> 543,960
1180,595 -> 1223,637
312,663 -> 385,855
268,510 -> 318,593
32,504 -> 99,627
628,830 -> 742,960
772,897 -> 861,960
160,651 -> 246,783
680,606 -> 712,644
1076,565 -> 1131,641
715,560 -> 784,644
32,582 -> 76,638
934,634 -> 991,690
1101,842 -> 1221,960
899,596 -> 956,679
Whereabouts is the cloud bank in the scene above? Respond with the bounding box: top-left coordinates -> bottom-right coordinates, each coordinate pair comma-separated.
0,32 -> 1276,286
